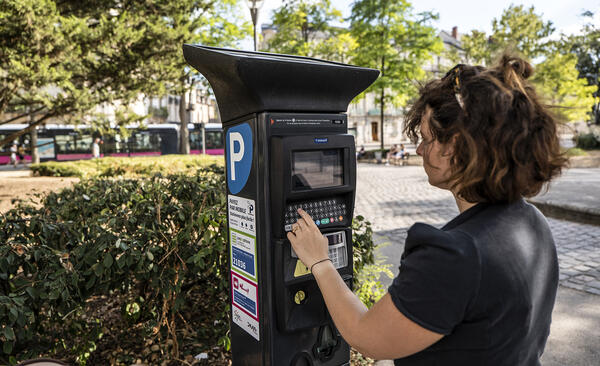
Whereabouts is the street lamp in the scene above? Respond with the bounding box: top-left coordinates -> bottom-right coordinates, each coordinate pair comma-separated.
246,0 -> 264,51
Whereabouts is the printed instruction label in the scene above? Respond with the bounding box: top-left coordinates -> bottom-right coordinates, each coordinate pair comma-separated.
230,229 -> 257,281
231,271 -> 260,341
228,195 -> 256,236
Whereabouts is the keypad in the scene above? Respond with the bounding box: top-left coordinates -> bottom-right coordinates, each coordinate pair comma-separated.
291,231 -> 348,270
284,198 -> 347,232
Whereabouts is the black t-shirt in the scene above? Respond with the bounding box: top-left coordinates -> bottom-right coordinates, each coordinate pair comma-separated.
388,199 -> 558,366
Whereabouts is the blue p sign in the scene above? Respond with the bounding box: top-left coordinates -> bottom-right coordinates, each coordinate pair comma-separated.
226,123 -> 253,194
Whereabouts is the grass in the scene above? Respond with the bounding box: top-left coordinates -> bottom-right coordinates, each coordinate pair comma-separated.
30,154 -> 224,178
564,147 -> 589,157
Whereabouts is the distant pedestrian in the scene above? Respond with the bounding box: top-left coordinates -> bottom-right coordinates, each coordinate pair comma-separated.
9,142 -> 18,168
17,144 -> 25,166
92,137 -> 102,158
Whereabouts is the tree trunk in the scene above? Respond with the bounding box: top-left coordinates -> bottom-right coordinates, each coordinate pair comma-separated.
380,55 -> 385,152
29,113 -> 40,164
30,125 -> 39,164
179,93 -> 190,154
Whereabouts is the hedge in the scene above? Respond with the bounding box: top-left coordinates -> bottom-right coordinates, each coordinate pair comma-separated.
0,165 -> 376,365
29,155 -> 223,178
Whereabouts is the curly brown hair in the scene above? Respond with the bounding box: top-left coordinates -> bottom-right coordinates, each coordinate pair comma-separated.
404,54 -> 568,203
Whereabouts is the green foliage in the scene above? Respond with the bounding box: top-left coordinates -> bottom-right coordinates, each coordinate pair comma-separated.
148,106 -> 169,120
351,215 -> 375,281
354,260 -> 394,308
0,167 -> 229,364
30,155 -> 223,178
576,133 -> 600,150
490,5 -> 554,59
557,11 -> 600,124
265,0 -> 355,62
0,165 -> 378,364
459,5 -> 597,123
461,30 -> 491,65
0,0 -> 249,148
350,0 -> 441,106
532,53 -> 597,122
564,147 -> 588,157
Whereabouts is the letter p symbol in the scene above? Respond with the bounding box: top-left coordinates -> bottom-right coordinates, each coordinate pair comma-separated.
229,132 -> 244,181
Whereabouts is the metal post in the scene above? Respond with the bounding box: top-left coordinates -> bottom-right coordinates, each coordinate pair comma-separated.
201,123 -> 206,155
246,0 -> 264,52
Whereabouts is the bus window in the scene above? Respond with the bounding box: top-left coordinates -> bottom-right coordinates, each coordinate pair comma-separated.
205,131 -> 223,149
76,135 -> 93,154
129,131 -> 161,152
55,134 -> 76,154
190,131 -> 203,150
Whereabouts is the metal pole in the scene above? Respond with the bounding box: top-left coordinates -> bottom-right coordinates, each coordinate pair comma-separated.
201,123 -> 206,155
250,7 -> 258,51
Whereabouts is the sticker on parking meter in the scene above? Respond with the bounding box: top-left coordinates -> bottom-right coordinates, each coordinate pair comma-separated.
228,195 -> 256,236
231,272 -> 260,340
226,123 -> 253,194
230,229 -> 257,281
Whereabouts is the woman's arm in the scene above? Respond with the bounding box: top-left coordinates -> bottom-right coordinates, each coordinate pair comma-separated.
288,208 -> 443,360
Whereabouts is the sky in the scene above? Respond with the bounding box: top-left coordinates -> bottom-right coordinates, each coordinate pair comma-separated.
246,0 -> 600,48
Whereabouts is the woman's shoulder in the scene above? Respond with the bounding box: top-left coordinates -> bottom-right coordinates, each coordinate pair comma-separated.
405,222 -> 478,260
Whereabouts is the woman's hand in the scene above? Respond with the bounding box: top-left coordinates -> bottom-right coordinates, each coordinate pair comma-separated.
286,208 -> 329,270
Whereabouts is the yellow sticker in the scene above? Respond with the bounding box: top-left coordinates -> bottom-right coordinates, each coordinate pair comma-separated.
294,260 -> 311,277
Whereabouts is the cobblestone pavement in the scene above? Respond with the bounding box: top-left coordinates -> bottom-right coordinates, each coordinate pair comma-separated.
355,164 -> 600,296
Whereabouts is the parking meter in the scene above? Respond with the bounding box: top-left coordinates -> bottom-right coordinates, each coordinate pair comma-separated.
183,45 -> 378,366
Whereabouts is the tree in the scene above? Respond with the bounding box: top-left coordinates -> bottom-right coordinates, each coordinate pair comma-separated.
490,4 -> 554,59
532,53 -> 597,122
461,5 -> 554,66
458,5 -> 596,123
350,0 -> 442,150
264,0 -> 348,59
460,30 -> 491,65
559,11 -> 600,124
0,0 -> 248,155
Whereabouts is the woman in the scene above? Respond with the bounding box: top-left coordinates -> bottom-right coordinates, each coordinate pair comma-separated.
287,55 -> 567,365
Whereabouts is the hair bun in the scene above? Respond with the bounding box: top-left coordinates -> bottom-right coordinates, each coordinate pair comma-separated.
501,54 -> 533,80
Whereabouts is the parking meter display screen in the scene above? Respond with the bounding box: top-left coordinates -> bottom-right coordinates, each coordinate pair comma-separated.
292,149 -> 343,190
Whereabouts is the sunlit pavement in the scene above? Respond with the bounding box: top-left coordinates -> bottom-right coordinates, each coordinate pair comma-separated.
356,164 -> 600,366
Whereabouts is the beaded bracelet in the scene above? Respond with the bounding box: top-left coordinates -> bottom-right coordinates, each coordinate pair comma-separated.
310,258 -> 332,273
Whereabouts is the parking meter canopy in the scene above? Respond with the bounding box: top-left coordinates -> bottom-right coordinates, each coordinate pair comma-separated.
182,45 -> 380,122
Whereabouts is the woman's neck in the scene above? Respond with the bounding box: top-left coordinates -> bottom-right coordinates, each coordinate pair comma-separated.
453,194 -> 478,213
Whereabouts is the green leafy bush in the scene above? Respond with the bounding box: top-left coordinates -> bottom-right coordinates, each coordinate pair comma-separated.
576,133 -> 600,150
0,166 -> 377,365
0,166 -> 229,364
30,155 -> 223,178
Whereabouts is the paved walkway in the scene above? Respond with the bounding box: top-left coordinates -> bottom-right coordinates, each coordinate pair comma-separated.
354,164 -> 600,366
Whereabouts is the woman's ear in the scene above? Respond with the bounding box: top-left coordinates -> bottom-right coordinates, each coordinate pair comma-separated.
441,134 -> 459,157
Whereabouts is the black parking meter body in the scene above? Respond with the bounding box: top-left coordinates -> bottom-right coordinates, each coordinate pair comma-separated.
183,45 -> 379,366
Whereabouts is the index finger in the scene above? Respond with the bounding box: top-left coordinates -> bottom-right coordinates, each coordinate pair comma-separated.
297,208 -> 318,229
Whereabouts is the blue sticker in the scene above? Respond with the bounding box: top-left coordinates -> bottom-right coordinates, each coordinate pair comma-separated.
226,123 -> 253,194
314,138 -> 328,144
232,246 -> 255,276
233,289 -> 257,315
